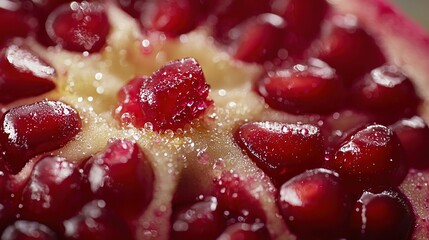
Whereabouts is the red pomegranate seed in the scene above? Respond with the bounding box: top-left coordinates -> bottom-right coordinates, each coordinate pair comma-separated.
272,0 -> 329,55
114,76 -> 148,127
235,122 -> 324,184
0,42 -> 56,103
170,196 -> 225,240
209,0 -> 271,43
213,172 -> 266,224
131,57 -> 213,131
217,223 -> 270,240
350,189 -> 415,240
0,4 -> 36,43
0,100 -> 82,174
1,220 -> 57,240
391,116 -> 429,169
231,13 -> 285,64
84,139 -> 154,218
277,168 -> 351,238
20,156 -> 89,227
45,1 -> 110,53
327,124 -> 408,192
149,0 -> 202,37
64,200 -> 132,240
351,65 -> 419,114
116,0 -> 147,18
317,15 -> 386,83
257,58 -> 345,114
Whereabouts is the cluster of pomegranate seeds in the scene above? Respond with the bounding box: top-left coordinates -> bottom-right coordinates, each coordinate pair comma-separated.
257,58 -> 345,113
116,57 -> 213,131
0,100 -> 82,174
84,139 -> 154,218
350,189 -> 415,240
45,1 -> 110,53
235,122 -> 324,184
0,41 -> 56,103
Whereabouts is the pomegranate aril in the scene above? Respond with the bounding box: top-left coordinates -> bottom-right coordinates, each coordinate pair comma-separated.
272,0 -> 329,55
213,172 -> 266,224
64,200 -> 132,240
257,58 -> 345,114
128,57 -> 213,131
1,221 -> 57,240
84,139 -> 154,218
0,5 -> 36,43
116,0 -> 147,19
391,116 -> 429,169
0,41 -> 56,103
209,0 -> 271,43
114,76 -> 148,127
217,223 -> 270,240
277,168 -> 351,238
232,13 -> 285,64
170,196 -> 225,240
0,100 -> 82,174
327,124 -> 408,192
20,156 -> 89,227
351,64 -> 419,115
149,0 -> 203,37
317,15 -> 386,83
235,121 -> 324,184
45,1 -> 110,53
350,189 -> 414,240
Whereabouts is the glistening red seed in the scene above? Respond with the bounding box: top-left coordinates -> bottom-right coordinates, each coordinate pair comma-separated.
317,15 -> 386,83
170,196 -> 225,240
0,5 -> 36,43
257,58 -> 345,114
235,121 -> 324,184
0,100 -> 82,174
117,58 -> 213,131
350,189 -> 415,240
390,116 -> 429,169
84,139 -> 154,218
232,13 -> 285,64
20,156 -> 89,227
45,1 -> 110,53
64,200 -> 133,240
277,168 -> 351,239
0,41 -> 56,103
327,124 -> 408,192
351,64 -> 419,115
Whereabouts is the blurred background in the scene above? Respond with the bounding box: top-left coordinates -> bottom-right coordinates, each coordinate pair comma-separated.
392,0 -> 429,30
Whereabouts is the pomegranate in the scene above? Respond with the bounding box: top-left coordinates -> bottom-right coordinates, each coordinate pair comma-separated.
0,0 -> 427,239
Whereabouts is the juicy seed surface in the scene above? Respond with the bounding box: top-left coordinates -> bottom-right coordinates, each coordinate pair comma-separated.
0,42 -> 56,103
1,220 -> 57,240
350,189 -> 415,240
84,138 -> 154,217
0,100 -> 82,174
278,168 -> 351,238
136,57 -> 213,131
45,1 -> 110,53
235,121 -> 324,184
170,196 -> 225,240
257,58 -> 345,114
328,124 -> 408,192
